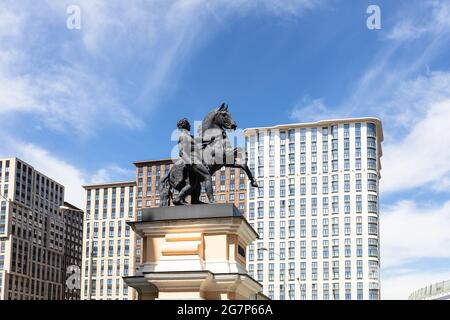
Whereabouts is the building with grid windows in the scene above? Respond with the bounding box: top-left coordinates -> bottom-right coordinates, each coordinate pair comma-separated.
244,119 -> 383,300
0,157 -> 79,300
61,202 -> 83,300
81,181 -> 137,300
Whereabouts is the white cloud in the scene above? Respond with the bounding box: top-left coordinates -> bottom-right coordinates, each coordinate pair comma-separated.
0,5 -> 24,38
0,0 -> 330,201
381,200 -> 450,269
91,165 -> 135,184
382,269 -> 450,300
381,98 -> 450,193
1,136 -> 87,207
386,1 -> 450,42
0,2 -> 142,136
0,0 -> 328,137
387,21 -> 429,42
0,135 -> 134,208
381,198 -> 450,299
290,96 -> 344,122
431,174 -> 450,192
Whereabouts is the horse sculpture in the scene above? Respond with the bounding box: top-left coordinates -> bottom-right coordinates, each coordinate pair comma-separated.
159,103 -> 258,206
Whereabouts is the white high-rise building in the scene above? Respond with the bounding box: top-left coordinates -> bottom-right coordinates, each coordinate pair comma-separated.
81,181 -> 137,300
244,118 -> 383,300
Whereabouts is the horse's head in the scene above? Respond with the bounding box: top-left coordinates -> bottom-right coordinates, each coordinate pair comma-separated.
214,103 -> 237,130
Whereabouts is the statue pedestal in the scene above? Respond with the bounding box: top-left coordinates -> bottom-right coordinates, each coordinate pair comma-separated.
124,204 -> 268,300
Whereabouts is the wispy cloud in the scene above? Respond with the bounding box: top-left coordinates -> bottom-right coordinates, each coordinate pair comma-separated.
0,135 -> 134,207
0,1 -> 142,136
381,200 -> 450,269
386,1 -> 450,42
0,0 -> 329,204
1,135 -> 87,207
381,97 -> 450,193
1,0 -> 327,138
290,96 -> 344,122
91,165 -> 135,184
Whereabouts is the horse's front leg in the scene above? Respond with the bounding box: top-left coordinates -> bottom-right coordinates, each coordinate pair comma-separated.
229,148 -> 259,188
241,163 -> 258,187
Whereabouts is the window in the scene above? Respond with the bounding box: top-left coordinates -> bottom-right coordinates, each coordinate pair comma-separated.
124,259 -> 129,276
289,262 -> 295,281
345,260 -> 351,279
332,175 -> 339,193
312,261 -> 318,280
249,202 -> 255,220
108,240 -> 114,257
323,283 -> 329,300
344,174 -> 350,192
369,260 -> 379,280
356,195 -> 362,213
322,176 -> 329,194
288,220 -> 295,238
300,240 -> 306,259
269,221 -> 275,239
124,239 -> 130,256
257,263 -> 263,282
299,262 -> 306,281
345,282 -> 351,300
357,282 -> 363,300
357,238 -> 363,257
369,282 -> 379,300
345,238 -> 351,257
300,219 -> 306,238
269,180 -> 275,198
333,283 -> 339,300
356,217 -> 362,235
323,261 -> 329,280
268,263 -> 274,282
368,238 -> 378,257
368,173 -> 378,191
368,217 -> 378,235
368,194 -> 378,213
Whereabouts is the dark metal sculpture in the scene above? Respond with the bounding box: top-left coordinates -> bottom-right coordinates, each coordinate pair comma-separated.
160,103 -> 258,206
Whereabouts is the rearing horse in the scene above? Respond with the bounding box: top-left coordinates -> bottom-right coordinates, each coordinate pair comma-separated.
160,103 -> 258,206
200,103 -> 259,185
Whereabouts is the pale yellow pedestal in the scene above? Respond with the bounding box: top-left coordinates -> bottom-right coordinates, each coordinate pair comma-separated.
124,204 -> 268,300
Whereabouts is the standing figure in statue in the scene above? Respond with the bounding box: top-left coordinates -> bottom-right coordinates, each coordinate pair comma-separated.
172,118 -> 215,205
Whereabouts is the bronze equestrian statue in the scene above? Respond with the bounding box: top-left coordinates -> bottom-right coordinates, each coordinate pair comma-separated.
159,103 -> 258,206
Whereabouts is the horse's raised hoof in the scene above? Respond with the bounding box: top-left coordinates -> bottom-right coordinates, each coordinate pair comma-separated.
173,198 -> 186,206
251,181 -> 259,188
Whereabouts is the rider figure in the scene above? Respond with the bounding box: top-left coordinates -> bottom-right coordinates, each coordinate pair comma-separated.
173,118 -> 215,205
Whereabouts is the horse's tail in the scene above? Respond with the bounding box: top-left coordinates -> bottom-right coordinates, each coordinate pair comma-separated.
159,172 -> 172,206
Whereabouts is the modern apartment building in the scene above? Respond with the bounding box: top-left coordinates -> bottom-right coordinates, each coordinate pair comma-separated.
409,280 -> 450,300
244,118 -> 383,300
134,159 -> 247,215
0,157 -> 71,300
81,181 -> 137,300
61,202 -> 83,300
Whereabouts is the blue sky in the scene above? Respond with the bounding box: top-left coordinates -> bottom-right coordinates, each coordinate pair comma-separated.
1,0 -> 450,299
